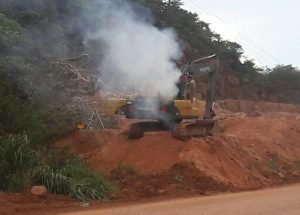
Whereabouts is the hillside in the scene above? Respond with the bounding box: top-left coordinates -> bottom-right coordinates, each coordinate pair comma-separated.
0,1 -> 299,140
2,101 -> 300,214
1,0 -> 300,212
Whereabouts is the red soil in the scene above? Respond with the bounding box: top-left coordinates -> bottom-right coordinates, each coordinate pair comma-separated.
56,103 -> 300,197
3,100 -> 300,214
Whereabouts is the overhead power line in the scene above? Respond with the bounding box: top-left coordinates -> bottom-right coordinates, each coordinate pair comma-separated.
187,0 -> 280,65
237,33 -> 280,63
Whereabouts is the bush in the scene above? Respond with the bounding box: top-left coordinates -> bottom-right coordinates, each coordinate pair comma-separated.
33,148 -> 114,201
0,133 -> 114,200
0,13 -> 21,48
35,164 -> 113,201
0,133 -> 38,191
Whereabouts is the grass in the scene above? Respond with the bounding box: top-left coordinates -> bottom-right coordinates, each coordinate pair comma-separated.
173,175 -> 184,183
110,163 -> 138,180
267,153 -> 280,173
269,160 -> 280,172
0,133 -> 38,191
35,165 -> 113,201
0,133 -> 114,201
35,148 -> 115,201
34,148 -> 115,201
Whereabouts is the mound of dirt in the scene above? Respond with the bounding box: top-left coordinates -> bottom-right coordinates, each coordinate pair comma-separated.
55,111 -> 300,200
5,102 -> 300,213
55,129 -> 116,155
109,162 -> 230,200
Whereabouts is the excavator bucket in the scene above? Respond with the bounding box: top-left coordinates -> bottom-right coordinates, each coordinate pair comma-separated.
172,119 -> 220,140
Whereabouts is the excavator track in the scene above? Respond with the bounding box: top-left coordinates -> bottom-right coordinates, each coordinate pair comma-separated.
127,121 -> 169,139
172,119 -> 219,140
127,119 -> 219,140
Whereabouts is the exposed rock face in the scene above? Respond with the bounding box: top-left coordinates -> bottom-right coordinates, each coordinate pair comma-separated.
30,186 -> 48,197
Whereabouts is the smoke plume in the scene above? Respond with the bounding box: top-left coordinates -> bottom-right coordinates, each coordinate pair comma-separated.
83,0 -> 182,99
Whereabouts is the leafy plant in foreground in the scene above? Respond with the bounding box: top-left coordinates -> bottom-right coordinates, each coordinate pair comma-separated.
35,163 -> 114,201
0,133 -> 38,191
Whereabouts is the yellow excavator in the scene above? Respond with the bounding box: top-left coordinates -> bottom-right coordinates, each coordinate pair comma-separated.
102,54 -> 219,139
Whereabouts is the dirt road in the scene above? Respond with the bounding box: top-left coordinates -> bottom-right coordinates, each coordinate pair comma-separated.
61,184 -> 300,215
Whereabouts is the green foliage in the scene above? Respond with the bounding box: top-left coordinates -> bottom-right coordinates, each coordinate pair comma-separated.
0,13 -> 21,48
35,165 -> 113,201
265,65 -> 300,103
137,0 -> 216,56
268,65 -> 300,90
173,174 -> 184,183
269,160 -> 280,172
114,163 -> 137,175
0,133 -> 38,191
33,148 -> 114,201
135,0 -> 300,102
110,163 -> 138,181
0,73 -> 74,145
135,1 -> 300,103
135,0 -> 244,61
0,1 -> 83,145
0,133 -> 113,200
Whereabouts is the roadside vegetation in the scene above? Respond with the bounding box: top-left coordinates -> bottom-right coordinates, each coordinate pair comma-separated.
0,133 -> 113,200
0,133 -> 38,192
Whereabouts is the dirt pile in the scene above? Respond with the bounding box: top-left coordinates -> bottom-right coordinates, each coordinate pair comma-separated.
56,111 -> 300,200
180,114 -> 300,190
109,162 -> 229,200
4,103 -> 300,214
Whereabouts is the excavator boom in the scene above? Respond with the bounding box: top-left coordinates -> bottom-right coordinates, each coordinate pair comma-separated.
172,54 -> 220,140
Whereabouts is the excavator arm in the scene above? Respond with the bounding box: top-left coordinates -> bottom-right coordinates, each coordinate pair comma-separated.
172,54 -> 220,140
181,54 -> 219,119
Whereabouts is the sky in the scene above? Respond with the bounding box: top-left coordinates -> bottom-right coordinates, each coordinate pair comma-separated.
181,0 -> 300,68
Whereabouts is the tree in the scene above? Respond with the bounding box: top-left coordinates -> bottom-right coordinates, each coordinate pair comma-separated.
0,13 -> 21,49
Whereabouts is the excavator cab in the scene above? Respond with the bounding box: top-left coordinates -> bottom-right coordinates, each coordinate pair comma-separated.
171,54 -> 220,140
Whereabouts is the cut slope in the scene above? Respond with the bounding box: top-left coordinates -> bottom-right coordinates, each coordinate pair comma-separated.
56,111 -> 300,199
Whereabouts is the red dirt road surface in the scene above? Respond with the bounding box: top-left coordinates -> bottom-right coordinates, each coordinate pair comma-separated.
60,184 -> 300,215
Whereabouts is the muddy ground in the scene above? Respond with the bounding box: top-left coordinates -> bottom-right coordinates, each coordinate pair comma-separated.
1,100 -> 300,214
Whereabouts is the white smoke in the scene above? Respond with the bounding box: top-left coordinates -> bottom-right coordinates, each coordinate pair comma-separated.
85,0 -> 182,99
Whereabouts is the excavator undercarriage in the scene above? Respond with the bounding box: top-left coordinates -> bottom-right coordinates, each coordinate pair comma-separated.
127,119 -> 220,140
